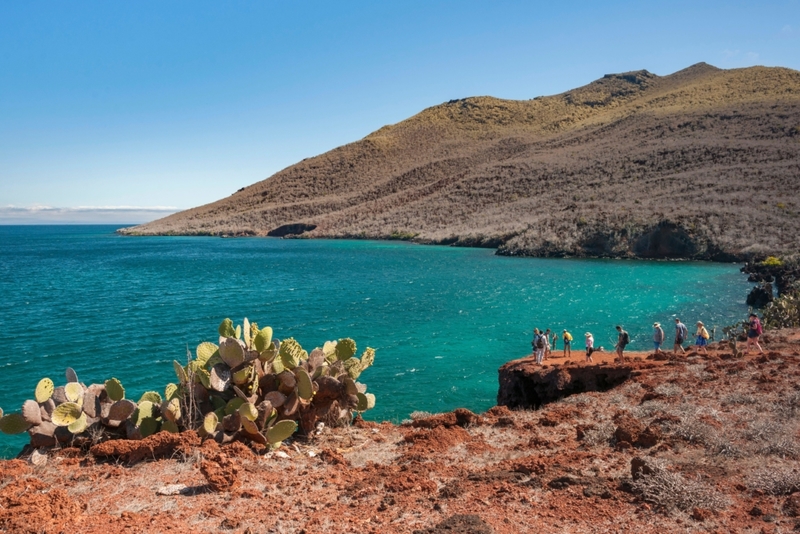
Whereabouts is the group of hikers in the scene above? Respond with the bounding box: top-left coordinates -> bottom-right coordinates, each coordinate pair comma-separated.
531,313 -> 764,365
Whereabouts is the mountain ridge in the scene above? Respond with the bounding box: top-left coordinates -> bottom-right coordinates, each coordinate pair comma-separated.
121,63 -> 800,260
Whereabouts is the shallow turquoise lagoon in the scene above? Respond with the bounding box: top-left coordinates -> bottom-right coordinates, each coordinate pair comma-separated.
0,225 -> 752,457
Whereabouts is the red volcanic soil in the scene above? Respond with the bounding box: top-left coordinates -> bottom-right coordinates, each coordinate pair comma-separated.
2,332 -> 800,533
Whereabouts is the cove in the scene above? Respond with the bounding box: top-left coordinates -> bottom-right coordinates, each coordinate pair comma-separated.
0,226 -> 752,457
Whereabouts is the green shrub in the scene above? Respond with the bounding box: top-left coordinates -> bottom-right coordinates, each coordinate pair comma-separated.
761,256 -> 783,267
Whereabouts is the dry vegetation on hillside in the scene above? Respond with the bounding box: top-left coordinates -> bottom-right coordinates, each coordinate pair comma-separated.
122,63 -> 800,260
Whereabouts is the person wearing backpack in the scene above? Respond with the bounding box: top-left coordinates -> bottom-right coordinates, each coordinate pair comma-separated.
532,328 -> 546,364
674,318 -> 688,354
615,325 -> 630,362
694,321 -> 710,355
745,313 -> 765,354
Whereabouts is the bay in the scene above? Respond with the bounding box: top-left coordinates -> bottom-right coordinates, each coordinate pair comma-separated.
0,225 -> 752,457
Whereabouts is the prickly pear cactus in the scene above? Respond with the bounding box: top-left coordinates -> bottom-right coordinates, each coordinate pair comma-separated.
105,378 -> 125,402
35,378 -> 54,403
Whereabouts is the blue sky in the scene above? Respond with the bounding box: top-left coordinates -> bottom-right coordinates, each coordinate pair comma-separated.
1,1 -> 798,223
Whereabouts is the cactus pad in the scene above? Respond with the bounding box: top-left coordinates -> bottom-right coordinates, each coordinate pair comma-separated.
173,361 -> 188,384
65,367 -> 79,383
322,340 -> 337,360
335,338 -> 356,361
360,347 -> 375,370
51,402 -> 82,427
108,399 -> 137,422
254,326 -> 273,353
295,368 -> 313,401
238,402 -> 258,422
161,420 -> 179,433
138,417 -> 159,438
219,338 -> 246,368
67,412 -> 88,434
243,318 -> 251,348
64,382 -> 84,403
164,383 -> 179,402
264,391 -> 286,408
279,338 -> 304,370
266,420 -> 297,444
225,397 -> 245,416
232,364 -> 252,386
209,364 -> 231,392
203,412 -> 219,435
365,393 -> 376,410
105,378 -> 125,401
162,398 -> 181,422
0,413 -> 32,434
22,400 -> 43,426
355,392 -> 369,412
35,378 -> 54,403
195,342 -> 218,366
218,318 -> 236,338
138,391 -> 162,405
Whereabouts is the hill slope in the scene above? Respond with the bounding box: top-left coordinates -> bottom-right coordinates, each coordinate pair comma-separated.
122,63 -> 800,260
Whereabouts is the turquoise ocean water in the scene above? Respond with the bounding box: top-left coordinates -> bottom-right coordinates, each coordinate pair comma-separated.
0,225 -> 752,457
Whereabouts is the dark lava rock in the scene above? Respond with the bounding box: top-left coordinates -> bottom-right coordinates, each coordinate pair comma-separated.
497,360 -> 645,408
413,514 -> 494,534
746,282 -> 774,308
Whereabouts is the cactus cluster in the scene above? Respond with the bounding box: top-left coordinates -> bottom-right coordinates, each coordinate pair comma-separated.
0,368 -> 171,447
0,319 -> 376,451
173,318 -> 376,447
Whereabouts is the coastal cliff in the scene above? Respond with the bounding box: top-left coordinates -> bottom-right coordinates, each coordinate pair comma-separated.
120,63 -> 800,261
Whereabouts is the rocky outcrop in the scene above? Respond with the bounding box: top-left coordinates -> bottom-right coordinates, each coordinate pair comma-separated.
497,359 -> 657,408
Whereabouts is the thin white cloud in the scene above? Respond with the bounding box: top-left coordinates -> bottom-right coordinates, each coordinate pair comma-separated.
0,205 -> 181,224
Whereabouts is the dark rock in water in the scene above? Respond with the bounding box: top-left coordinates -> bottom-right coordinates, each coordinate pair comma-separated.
267,223 -> 317,237
746,282 -> 774,308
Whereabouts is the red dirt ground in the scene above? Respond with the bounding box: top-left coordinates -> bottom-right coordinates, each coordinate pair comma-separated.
2,331 -> 799,533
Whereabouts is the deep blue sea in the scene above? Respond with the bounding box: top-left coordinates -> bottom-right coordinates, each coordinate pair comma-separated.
0,225 -> 752,457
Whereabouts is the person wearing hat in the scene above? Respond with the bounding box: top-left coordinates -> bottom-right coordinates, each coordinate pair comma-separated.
584,332 -> 594,363
695,321 -> 710,355
653,322 -> 665,354
562,329 -> 573,358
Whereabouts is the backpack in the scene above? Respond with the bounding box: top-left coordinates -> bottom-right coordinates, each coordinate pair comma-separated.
535,335 -> 545,349
700,327 -> 709,340
622,332 -> 630,344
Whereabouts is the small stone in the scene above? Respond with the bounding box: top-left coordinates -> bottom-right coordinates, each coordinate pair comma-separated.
156,484 -> 187,496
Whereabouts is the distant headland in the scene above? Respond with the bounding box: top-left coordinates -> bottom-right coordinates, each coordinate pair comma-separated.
119,63 -> 800,262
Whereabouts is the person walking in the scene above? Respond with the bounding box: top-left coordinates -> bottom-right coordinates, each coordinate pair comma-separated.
551,330 -> 559,353
562,329 -> 573,358
615,325 -> 630,362
745,313 -> 765,354
533,328 -> 547,364
544,328 -> 553,358
585,332 -> 594,363
653,322 -> 664,354
674,318 -> 688,354
695,321 -> 710,355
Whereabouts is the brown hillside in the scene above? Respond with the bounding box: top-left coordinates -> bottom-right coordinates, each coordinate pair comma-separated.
122,63 -> 800,259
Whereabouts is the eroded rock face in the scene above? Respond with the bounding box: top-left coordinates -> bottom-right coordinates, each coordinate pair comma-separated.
267,223 -> 317,237
497,359 -> 647,408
